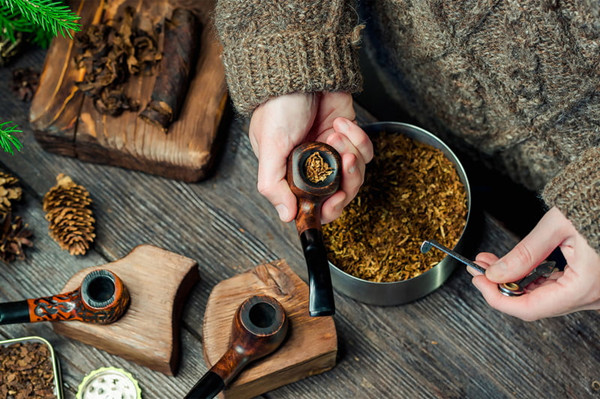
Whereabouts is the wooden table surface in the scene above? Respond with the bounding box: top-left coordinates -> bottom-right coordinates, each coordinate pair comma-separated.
1,48 -> 599,399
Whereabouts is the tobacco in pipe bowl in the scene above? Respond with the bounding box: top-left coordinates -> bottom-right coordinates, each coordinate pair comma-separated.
186,295 -> 288,399
0,269 -> 130,325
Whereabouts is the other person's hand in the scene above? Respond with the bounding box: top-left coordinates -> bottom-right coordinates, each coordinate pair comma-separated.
249,92 -> 373,224
470,206 -> 600,320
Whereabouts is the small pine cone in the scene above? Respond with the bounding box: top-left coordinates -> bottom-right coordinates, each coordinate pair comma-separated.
0,170 -> 22,216
0,212 -> 33,263
43,174 -> 95,255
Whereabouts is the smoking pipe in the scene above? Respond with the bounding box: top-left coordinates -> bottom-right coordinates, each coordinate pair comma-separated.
287,142 -> 341,317
0,269 -> 130,325
186,295 -> 288,399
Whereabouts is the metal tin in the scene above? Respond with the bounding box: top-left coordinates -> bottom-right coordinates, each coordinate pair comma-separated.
328,122 -> 472,305
0,335 -> 64,399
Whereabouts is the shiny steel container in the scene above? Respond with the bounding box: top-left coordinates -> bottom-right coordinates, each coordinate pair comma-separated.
329,122 -> 472,305
0,335 -> 64,399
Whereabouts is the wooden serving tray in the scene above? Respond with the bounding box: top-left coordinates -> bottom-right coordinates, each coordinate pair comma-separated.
30,0 -> 227,182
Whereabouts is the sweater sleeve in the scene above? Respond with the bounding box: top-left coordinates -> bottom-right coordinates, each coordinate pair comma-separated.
542,147 -> 600,254
215,0 -> 363,116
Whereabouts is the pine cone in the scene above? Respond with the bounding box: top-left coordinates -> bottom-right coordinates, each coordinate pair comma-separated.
0,170 -> 22,216
0,212 -> 33,263
43,174 -> 95,256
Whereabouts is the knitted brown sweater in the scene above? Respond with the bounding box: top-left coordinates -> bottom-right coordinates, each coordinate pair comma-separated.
215,1 -> 600,254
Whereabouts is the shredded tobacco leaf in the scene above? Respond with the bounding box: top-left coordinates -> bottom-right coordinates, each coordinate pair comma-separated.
73,7 -> 162,116
323,132 -> 468,282
305,152 -> 333,183
0,342 -> 56,398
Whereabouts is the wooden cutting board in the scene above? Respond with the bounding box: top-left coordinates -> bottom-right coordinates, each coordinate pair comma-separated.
203,259 -> 337,398
30,0 -> 227,182
53,244 -> 199,376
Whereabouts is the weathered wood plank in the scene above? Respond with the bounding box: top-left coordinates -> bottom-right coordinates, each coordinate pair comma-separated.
0,196 -> 208,398
1,47 -> 599,399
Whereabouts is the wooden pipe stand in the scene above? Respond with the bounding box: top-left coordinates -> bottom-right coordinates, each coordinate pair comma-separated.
53,244 -> 199,375
203,259 -> 337,399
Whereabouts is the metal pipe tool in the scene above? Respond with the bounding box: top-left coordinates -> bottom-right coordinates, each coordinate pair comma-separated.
421,239 -> 557,297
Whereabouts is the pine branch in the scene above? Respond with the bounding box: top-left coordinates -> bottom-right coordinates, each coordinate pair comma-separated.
0,4 -> 30,42
0,121 -> 23,155
1,0 -> 80,38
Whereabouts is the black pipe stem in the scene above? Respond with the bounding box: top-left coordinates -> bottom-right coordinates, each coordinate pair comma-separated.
0,300 -> 30,324
185,371 -> 225,399
300,228 -> 335,317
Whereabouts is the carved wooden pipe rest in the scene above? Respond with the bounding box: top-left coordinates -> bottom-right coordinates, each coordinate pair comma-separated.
287,142 -> 341,317
0,269 -> 130,324
186,295 -> 289,399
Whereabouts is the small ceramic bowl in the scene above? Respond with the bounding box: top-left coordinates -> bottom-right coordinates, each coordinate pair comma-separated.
0,335 -> 64,398
328,122 -> 472,305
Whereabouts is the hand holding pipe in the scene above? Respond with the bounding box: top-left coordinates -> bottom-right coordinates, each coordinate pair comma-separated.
0,269 -> 130,325
185,295 -> 288,399
287,142 -> 341,317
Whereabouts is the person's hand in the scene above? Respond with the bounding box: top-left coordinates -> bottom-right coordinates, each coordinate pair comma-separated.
249,92 -> 373,224
469,206 -> 600,321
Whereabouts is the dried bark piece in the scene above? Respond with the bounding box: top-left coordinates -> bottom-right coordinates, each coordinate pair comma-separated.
0,170 -> 22,216
0,212 -> 33,263
139,8 -> 201,132
43,174 -> 95,256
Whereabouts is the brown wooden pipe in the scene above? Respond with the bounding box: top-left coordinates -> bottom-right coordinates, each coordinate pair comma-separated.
287,142 -> 341,317
186,295 -> 288,399
287,142 -> 342,235
0,269 -> 130,325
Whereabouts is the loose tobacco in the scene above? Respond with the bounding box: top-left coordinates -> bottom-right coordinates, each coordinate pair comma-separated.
323,133 -> 468,282
305,152 -> 333,183
11,68 -> 39,102
0,342 -> 56,398
74,7 -> 161,116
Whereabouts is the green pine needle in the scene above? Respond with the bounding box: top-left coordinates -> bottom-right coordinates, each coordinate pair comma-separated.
1,0 -> 80,38
0,4 -> 31,42
0,121 -> 23,155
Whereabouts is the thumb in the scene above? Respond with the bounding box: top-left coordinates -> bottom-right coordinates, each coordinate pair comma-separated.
486,207 -> 573,283
256,144 -> 297,222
